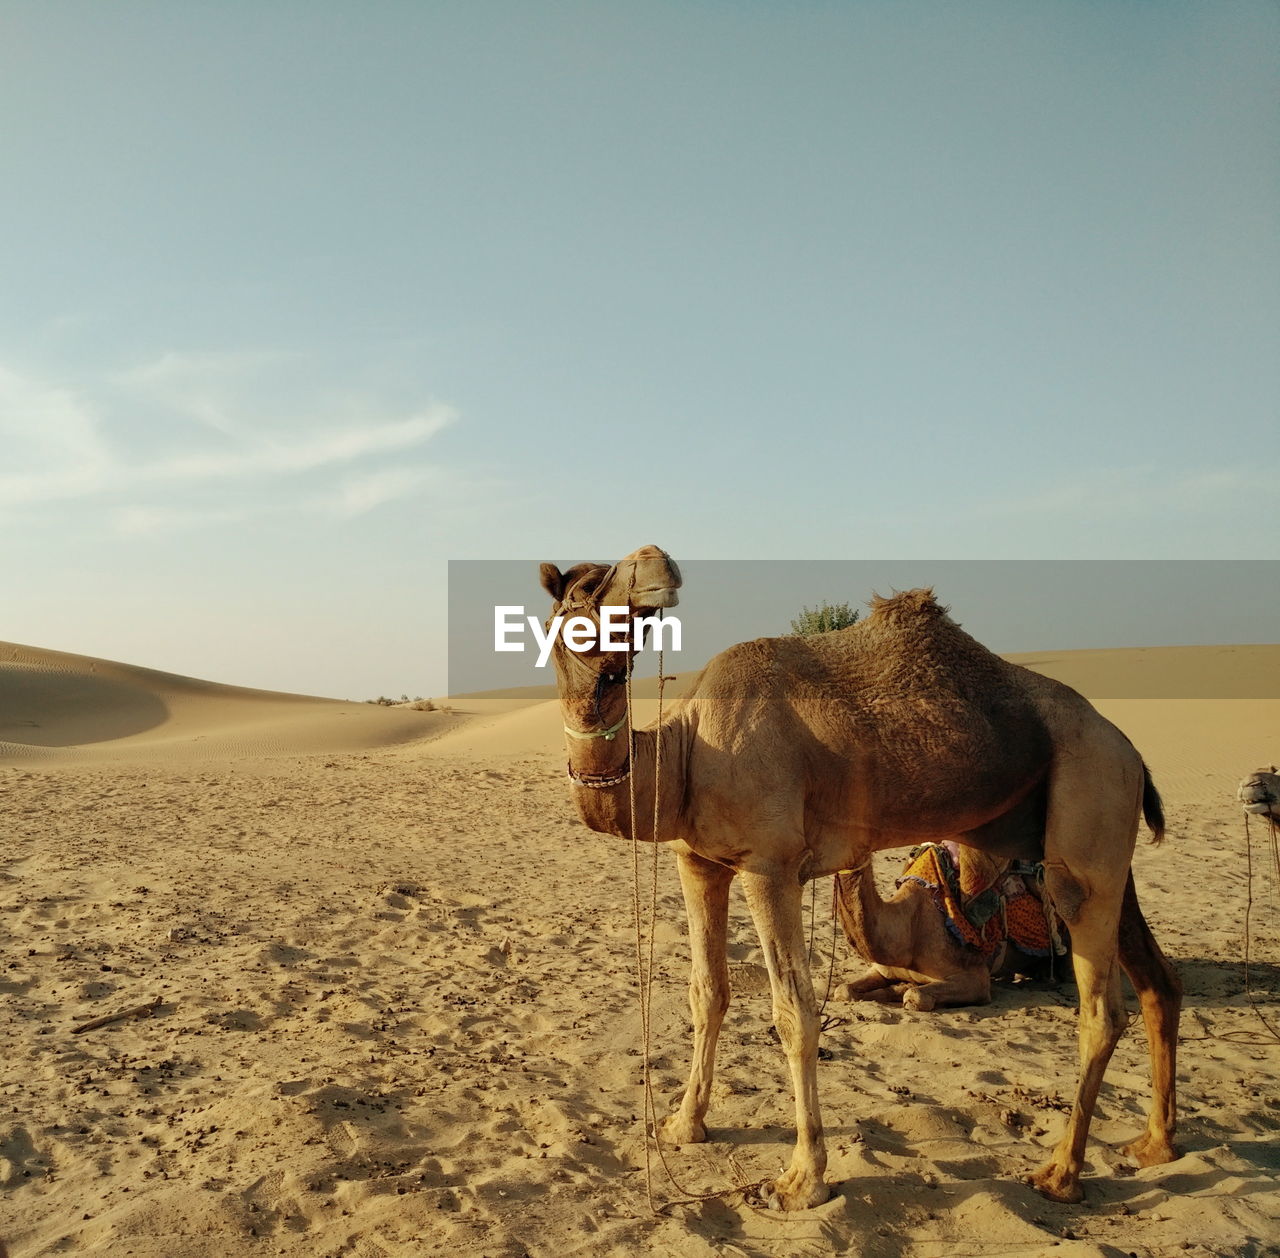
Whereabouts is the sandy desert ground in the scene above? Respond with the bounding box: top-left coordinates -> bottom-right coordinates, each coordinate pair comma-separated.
2,637 -> 1278,1257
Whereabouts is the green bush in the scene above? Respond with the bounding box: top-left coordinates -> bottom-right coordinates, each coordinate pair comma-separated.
789,601 -> 860,635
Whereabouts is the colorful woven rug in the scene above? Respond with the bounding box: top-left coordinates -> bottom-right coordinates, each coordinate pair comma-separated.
896,841 -> 1064,963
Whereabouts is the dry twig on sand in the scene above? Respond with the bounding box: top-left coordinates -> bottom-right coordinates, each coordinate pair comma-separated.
72,995 -> 162,1035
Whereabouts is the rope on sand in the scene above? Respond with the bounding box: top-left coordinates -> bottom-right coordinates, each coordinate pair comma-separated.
1190,810 -> 1280,1046
1240,811 -> 1280,1043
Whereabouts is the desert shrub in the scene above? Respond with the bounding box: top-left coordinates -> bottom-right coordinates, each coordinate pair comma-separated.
789,600 -> 860,635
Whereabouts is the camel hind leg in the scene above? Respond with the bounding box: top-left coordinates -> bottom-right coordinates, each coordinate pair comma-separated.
1029,906 -> 1127,1202
1028,731 -> 1142,1203
1116,871 -> 1181,1167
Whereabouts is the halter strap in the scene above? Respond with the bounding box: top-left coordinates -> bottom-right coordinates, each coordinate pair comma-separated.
563,714 -> 627,742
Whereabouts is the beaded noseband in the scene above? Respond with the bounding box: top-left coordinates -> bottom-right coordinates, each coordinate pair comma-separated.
566,758 -> 632,788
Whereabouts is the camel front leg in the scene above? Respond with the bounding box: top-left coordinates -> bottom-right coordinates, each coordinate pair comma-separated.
834,965 -> 901,1002
661,847 -> 733,1145
901,968 -> 992,1011
741,868 -> 830,1211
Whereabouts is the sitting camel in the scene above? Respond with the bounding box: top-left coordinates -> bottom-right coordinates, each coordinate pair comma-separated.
1238,767 -> 1280,820
834,842 -> 1068,1010
542,547 -> 1181,1208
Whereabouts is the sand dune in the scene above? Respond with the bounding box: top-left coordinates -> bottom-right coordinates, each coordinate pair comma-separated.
0,642 -> 448,765
1003,644 -> 1280,700
2,639 -> 1278,1256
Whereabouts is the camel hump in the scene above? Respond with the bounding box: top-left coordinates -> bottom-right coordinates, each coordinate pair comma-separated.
867,588 -> 950,624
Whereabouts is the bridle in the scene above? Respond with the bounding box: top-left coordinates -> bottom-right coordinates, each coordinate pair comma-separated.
567,759 -> 632,789
563,668 -> 633,788
563,710 -> 626,743
552,565 -> 637,788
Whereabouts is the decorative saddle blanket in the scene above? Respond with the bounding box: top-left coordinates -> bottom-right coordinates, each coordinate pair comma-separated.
896,841 -> 1067,965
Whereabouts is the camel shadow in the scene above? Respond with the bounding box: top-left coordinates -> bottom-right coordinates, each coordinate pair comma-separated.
833,954 -> 1280,1019
678,1167 -> 1135,1258
676,1127 -> 1274,1258
1173,956 -> 1280,1006
700,1119 -> 865,1149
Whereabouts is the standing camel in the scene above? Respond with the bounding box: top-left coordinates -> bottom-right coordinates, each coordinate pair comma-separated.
540,546 -> 1181,1209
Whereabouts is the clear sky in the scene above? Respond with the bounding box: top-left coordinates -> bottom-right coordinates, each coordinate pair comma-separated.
3,2 -> 1276,698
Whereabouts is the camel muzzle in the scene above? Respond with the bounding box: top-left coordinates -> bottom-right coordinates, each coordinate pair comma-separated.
1238,775 -> 1278,816
631,584 -> 680,609
613,546 -> 682,610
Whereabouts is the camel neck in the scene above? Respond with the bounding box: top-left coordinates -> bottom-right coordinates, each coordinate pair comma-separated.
837,860 -> 895,960
560,713 -> 685,844
560,682 -> 631,785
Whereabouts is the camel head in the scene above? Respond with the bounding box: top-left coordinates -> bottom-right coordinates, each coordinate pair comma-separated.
538,544 -> 681,701
1238,767 -> 1280,820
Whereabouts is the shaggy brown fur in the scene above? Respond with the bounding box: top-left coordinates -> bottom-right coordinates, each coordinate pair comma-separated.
542,546 -> 1181,1209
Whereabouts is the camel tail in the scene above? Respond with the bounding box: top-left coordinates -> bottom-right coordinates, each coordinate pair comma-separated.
1142,761 -> 1165,845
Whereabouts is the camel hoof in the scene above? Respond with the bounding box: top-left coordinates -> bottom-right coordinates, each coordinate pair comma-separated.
758,1168 -> 830,1212
1026,1161 -> 1084,1204
659,1113 -> 706,1145
1121,1132 -> 1178,1168
902,987 -> 935,1012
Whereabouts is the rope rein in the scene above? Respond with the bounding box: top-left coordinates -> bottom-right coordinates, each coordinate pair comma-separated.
1184,808 -> 1280,1047
626,613 -> 774,1213
1240,811 -> 1280,1043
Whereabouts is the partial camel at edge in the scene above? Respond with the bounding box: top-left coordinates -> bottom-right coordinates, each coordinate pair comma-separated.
1238,767 -> 1280,821
540,545 -> 1182,1210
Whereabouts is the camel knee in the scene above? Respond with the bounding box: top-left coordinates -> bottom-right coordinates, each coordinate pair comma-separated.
771,975 -> 819,1052
773,999 -> 819,1049
690,971 -> 730,1021
1144,964 -> 1183,1012
1125,946 -> 1182,1006
1080,990 -> 1127,1051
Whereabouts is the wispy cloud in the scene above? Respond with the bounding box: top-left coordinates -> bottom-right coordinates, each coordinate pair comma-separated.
112,502 -> 275,536
112,350 -> 292,438
331,466 -> 436,517
135,412 -> 453,485
110,466 -> 439,535
0,364 -> 113,503
0,357 -> 459,520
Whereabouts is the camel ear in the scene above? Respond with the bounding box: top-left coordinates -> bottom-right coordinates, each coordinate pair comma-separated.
539,563 -> 566,601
